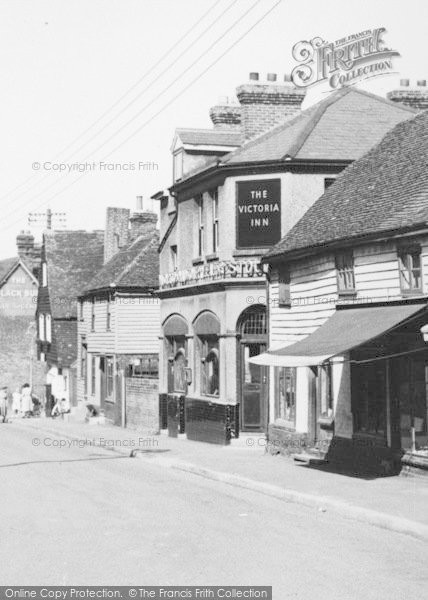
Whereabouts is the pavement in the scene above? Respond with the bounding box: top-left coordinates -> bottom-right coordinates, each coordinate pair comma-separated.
2,421 -> 427,597
9,414 -> 428,542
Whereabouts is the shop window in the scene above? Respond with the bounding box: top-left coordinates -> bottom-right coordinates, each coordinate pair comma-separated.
336,250 -> 355,295
173,347 -> 187,393
200,338 -> 220,396
275,367 -> 296,427
128,355 -> 159,378
278,266 -> 291,308
352,362 -> 386,437
106,357 -> 114,399
319,363 -> 333,417
91,355 -> 96,396
398,246 -> 422,294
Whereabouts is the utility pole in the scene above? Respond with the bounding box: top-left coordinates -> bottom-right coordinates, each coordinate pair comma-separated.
28,207 -> 67,230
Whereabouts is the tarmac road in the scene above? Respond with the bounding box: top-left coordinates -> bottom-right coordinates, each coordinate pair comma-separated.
0,423 -> 426,599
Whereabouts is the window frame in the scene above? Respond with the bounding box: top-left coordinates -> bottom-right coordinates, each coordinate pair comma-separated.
45,313 -> 52,343
197,194 -> 205,257
275,366 -> 297,428
398,245 -> 422,295
91,355 -> 96,396
170,245 -> 178,271
199,336 -> 220,397
91,297 -> 96,331
211,188 -> 219,254
38,313 -> 45,341
128,354 -> 159,379
106,296 -> 111,331
335,250 -> 356,296
106,356 -> 114,399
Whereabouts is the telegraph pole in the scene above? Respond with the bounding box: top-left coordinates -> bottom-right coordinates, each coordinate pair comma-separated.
28,207 -> 67,230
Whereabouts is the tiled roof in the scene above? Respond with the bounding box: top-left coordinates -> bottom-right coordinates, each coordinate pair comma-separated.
53,320 -> 77,367
45,230 -> 104,318
222,87 -> 416,164
0,257 -> 18,284
265,110 -> 428,259
176,128 -> 243,147
84,231 -> 159,292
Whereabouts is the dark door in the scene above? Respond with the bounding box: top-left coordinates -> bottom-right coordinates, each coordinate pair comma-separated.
241,342 -> 267,431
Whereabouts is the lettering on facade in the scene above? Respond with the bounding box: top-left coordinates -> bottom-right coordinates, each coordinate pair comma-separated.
159,259 -> 264,290
236,179 -> 281,248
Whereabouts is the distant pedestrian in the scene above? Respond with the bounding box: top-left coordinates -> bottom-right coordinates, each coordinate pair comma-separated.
21,384 -> 33,418
12,388 -> 22,416
0,386 -> 8,423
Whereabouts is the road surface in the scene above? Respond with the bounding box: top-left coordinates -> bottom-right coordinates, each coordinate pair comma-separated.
0,422 -> 426,598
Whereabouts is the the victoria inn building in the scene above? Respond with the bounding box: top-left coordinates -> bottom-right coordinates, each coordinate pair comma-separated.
156,73 -> 417,444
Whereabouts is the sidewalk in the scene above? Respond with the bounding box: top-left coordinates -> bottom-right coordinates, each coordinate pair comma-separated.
11,415 -> 428,541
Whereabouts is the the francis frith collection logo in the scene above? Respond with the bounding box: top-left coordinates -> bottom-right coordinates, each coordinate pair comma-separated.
291,28 -> 400,89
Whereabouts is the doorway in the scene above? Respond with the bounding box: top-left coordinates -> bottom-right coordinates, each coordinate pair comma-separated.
238,305 -> 268,432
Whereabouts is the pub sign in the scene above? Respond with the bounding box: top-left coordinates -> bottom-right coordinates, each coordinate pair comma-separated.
236,179 -> 281,248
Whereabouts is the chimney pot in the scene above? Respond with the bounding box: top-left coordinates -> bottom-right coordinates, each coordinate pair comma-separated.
417,79 -> 427,87
136,196 -> 143,211
249,72 -> 259,81
400,78 -> 410,87
267,73 -> 277,82
284,74 -> 292,82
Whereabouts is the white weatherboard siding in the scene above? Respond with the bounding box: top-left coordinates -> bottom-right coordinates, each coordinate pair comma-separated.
87,298 -> 116,353
270,255 -> 337,346
115,296 -> 160,354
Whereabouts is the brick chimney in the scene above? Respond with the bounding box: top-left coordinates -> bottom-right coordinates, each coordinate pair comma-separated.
16,231 -> 35,259
129,196 -> 158,242
104,207 -> 130,264
236,72 -> 306,140
209,98 -> 241,129
387,79 -> 428,111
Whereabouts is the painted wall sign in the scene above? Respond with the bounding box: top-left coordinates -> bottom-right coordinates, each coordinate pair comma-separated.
159,259 -> 265,290
236,179 -> 281,248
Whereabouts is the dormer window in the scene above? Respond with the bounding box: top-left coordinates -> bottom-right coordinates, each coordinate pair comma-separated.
398,246 -> 422,294
335,250 -> 355,296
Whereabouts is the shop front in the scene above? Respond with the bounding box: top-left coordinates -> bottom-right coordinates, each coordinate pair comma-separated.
252,300 -> 428,475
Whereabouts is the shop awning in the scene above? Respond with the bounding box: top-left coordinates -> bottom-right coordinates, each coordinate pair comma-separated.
251,303 -> 427,367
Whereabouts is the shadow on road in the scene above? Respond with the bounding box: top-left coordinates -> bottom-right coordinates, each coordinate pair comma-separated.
0,455 -> 130,469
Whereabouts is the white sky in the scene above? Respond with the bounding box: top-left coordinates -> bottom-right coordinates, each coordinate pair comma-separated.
0,0 -> 426,257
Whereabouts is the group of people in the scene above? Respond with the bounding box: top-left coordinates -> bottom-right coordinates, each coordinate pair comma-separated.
0,384 -> 40,423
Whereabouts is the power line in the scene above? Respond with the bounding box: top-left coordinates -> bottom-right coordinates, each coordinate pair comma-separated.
0,0 -> 283,235
0,0 -> 258,224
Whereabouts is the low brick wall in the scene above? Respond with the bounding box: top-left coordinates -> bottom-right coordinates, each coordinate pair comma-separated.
125,377 -> 159,432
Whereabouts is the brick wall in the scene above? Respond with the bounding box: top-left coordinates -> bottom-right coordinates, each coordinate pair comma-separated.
125,377 -> 159,433
0,314 -> 46,399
